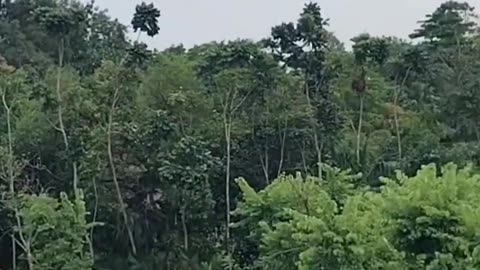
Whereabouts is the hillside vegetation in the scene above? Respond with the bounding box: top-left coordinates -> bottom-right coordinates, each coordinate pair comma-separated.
1,1 -> 480,269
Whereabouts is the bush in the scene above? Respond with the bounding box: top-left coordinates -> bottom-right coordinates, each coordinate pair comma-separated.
234,163 -> 480,269
15,192 -> 93,270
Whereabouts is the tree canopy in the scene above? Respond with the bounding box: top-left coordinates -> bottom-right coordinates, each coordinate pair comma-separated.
0,1 -> 480,269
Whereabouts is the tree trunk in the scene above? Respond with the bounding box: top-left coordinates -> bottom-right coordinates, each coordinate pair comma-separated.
393,67 -> 411,163
89,171 -> 99,264
55,38 -> 80,199
263,105 -> 270,184
3,92 -> 13,195
264,141 -> 269,184
12,236 -> 16,270
393,93 -> 402,162
3,91 -> 33,270
259,142 -> 269,185
107,97 -> 137,256
277,119 -> 287,177
3,90 -> 17,270
356,95 -> 364,164
305,82 -> 323,180
300,140 -> 308,175
103,32 -> 146,257
224,117 -> 231,251
27,253 -> 34,270
313,134 -> 323,180
181,205 -> 189,251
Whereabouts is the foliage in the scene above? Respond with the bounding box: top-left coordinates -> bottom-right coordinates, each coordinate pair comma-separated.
0,0 -> 480,269
131,2 -> 161,37
232,165 -> 362,268
410,1 -> 477,46
234,163 -> 480,269
15,192 -> 93,270
266,3 -> 341,178
379,163 -> 480,269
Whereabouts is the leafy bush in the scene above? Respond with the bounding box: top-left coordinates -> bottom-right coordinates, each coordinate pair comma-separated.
15,192 -> 94,270
380,163 -> 480,269
234,163 -> 480,269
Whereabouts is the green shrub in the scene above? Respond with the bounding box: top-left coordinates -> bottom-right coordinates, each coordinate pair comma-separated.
15,192 -> 93,270
234,163 -> 480,269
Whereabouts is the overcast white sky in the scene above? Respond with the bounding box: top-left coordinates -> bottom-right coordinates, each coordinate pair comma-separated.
91,0 -> 480,50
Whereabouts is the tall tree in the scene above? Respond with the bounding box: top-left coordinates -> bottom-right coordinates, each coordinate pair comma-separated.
410,1 -> 477,46
104,1 -> 161,257
33,0 -> 89,200
267,3 -> 340,179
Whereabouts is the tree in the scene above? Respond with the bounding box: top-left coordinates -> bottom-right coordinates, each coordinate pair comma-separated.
267,3 -> 340,179
102,1 -> 161,257
214,68 -> 255,254
351,34 -> 390,166
0,0 -> 129,73
195,40 -> 285,253
131,2 -> 161,37
34,0 -> 90,199
410,1 -> 477,47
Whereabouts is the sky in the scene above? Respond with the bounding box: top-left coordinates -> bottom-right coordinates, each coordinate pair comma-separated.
90,0 -> 480,50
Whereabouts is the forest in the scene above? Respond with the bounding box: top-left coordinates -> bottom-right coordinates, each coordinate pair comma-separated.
0,0 -> 480,269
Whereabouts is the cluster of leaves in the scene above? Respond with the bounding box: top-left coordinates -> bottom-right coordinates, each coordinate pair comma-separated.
15,192 -> 94,270
235,163 -> 480,269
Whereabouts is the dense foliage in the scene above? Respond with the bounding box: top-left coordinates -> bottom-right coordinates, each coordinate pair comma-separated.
0,0 -> 480,269
235,163 -> 480,269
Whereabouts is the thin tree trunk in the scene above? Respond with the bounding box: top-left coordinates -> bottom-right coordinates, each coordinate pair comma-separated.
107,92 -> 137,255
224,115 -> 231,251
27,254 -> 34,270
73,162 -> 78,198
259,143 -> 269,184
219,81 -> 252,264
277,119 -> 287,177
264,141 -> 269,184
3,89 -> 32,270
305,83 -> 323,180
3,92 -> 14,195
89,168 -> 99,264
356,95 -> 364,164
252,125 -> 269,184
3,90 -> 18,270
393,67 -> 411,163
393,94 -> 402,162
12,236 -> 16,270
313,136 -> 323,180
55,38 -> 80,199
104,32 -> 145,257
225,118 -> 234,270
263,104 -> 270,184
300,140 -> 308,175
181,205 -> 188,251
